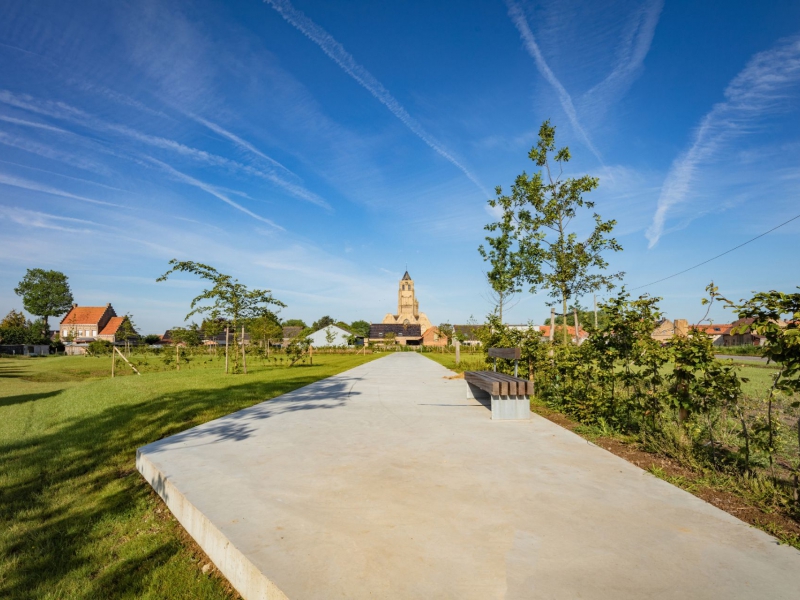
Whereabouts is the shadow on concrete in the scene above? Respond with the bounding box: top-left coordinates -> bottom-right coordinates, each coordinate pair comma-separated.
144,375 -> 363,451
0,370 -> 363,599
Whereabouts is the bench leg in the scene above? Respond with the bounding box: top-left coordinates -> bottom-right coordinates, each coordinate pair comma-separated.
466,382 -> 489,401
491,395 -> 531,420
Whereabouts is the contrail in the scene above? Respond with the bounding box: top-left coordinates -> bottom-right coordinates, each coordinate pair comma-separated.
145,156 -> 285,230
647,35 -> 800,247
0,172 -> 121,207
264,0 -> 490,197
505,0 -> 604,164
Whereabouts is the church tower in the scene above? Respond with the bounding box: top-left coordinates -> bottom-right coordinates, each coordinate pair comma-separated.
382,271 -> 432,333
397,271 -> 419,322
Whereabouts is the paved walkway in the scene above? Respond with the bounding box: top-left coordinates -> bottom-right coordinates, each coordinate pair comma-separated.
137,353 -> 800,599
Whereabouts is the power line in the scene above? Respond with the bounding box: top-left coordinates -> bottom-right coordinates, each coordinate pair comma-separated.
630,212 -> 800,291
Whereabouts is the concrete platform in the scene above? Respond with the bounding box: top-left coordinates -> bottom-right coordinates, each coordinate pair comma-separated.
137,353 -> 800,599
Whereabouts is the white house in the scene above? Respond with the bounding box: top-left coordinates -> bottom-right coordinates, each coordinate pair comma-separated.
308,325 -> 352,347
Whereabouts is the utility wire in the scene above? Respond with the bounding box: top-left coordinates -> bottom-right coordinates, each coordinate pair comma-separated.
630,212 -> 800,291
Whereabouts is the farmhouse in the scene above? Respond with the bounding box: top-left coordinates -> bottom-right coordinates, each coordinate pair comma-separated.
60,303 -> 136,354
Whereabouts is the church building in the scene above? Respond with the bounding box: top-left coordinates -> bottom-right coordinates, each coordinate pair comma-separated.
381,271 -> 432,334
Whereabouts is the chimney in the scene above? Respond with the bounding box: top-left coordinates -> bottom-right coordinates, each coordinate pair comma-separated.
674,319 -> 689,337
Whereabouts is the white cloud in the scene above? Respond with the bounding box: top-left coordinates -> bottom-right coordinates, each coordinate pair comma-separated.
581,0 -> 663,121
647,35 -> 800,247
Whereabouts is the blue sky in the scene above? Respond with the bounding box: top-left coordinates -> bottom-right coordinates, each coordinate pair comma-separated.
0,0 -> 798,333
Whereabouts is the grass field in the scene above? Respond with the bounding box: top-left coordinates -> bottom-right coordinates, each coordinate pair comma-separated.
0,353 -> 379,599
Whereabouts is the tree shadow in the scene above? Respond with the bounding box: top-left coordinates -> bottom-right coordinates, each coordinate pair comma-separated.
0,371 -> 363,598
0,390 -> 63,409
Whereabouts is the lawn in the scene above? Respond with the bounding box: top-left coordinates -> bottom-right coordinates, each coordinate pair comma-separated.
0,352 -> 379,599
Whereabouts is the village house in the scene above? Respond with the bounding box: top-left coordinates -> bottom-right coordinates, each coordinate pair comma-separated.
421,326 -> 448,347
60,304 -> 136,355
453,324 -> 482,346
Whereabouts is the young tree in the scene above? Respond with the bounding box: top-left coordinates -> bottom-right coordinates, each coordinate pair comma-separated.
116,314 -> 139,356
724,289 -> 800,483
486,121 -> 623,343
324,326 -> 337,346
14,269 -> 74,338
249,312 -> 284,356
479,196 -> 522,322
437,323 -> 455,345
157,260 -> 286,374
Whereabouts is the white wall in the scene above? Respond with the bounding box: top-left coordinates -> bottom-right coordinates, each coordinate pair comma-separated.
308,326 -> 351,347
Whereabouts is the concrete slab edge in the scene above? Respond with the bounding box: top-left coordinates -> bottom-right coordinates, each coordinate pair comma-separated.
136,449 -> 289,600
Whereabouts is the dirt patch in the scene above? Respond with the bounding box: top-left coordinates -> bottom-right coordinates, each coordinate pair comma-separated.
531,403 -> 800,544
443,373 -> 464,380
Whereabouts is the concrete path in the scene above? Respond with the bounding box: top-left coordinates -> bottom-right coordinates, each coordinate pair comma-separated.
715,354 -> 769,364
137,353 -> 800,599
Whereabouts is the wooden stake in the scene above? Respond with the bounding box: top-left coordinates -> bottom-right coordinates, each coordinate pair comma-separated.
114,346 -> 140,375
593,294 -> 598,328
111,345 -> 115,378
225,326 -> 229,374
242,326 -> 247,374
176,343 -> 180,371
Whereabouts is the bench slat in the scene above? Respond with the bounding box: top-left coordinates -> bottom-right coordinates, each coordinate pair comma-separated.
465,370 -> 531,397
488,347 -> 521,360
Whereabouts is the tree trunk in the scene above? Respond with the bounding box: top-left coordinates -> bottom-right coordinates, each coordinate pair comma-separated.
562,296 -> 569,345
593,294 -> 598,328
573,308 -> 580,345
549,307 -> 555,359
225,327 -> 229,374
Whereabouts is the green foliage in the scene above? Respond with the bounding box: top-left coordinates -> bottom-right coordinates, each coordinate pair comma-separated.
86,339 -> 113,356
157,260 -> 285,374
324,326 -> 337,345
545,305 -> 609,329
311,315 -> 335,331
1,309 -> 27,328
282,318 -> 307,328
483,121 -> 623,338
349,320 -> 370,337
437,323 -> 454,344
284,335 -> 311,366
0,312 -> 50,345
248,312 -> 283,346
14,268 -> 74,333
142,334 -> 162,345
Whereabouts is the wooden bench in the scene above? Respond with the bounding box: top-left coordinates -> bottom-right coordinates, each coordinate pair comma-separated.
464,348 -> 532,420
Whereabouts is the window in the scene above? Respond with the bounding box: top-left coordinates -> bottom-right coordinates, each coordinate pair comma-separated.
92,330 -> 97,337
79,330 -> 84,336
62,329 -> 67,336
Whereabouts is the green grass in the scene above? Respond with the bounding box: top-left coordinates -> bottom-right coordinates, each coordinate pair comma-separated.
0,353 -> 379,599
